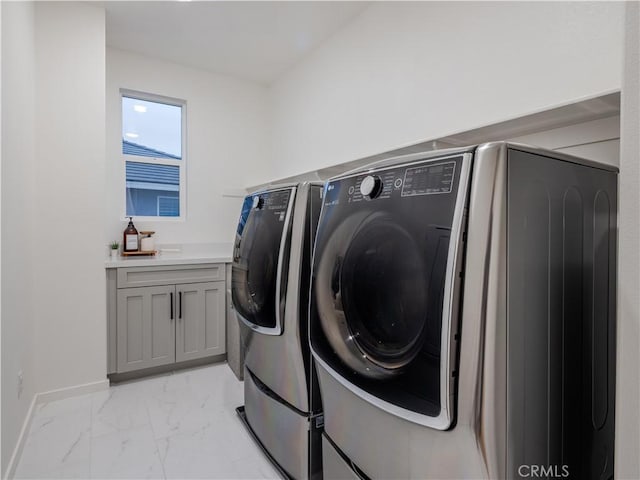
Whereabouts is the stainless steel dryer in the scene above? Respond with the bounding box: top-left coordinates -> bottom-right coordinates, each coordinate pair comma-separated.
310,143 -> 617,479
232,182 -> 323,480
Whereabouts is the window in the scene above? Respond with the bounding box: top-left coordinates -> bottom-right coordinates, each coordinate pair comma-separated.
122,91 -> 185,219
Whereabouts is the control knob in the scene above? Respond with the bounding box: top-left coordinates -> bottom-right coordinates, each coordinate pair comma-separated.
360,175 -> 383,199
252,196 -> 264,209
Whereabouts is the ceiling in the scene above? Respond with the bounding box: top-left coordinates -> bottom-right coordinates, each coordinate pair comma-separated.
104,1 -> 370,85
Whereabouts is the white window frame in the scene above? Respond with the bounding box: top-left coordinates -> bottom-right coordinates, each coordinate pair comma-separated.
121,88 -> 187,222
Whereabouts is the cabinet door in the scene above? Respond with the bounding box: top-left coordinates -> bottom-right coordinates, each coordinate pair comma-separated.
176,281 -> 226,362
117,285 -> 176,372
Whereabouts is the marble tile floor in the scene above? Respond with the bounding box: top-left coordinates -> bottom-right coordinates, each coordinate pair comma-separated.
14,363 -> 281,479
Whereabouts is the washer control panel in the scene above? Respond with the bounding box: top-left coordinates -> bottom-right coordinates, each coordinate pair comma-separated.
324,156 -> 460,206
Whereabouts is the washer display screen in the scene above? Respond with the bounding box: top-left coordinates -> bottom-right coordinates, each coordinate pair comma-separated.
402,161 -> 456,197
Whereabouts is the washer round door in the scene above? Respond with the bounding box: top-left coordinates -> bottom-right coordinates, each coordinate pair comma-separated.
315,212 -> 432,379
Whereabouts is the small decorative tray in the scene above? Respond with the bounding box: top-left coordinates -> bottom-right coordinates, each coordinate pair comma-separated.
121,250 -> 158,257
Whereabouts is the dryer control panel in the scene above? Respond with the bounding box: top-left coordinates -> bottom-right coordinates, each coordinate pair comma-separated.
258,190 -> 291,213
324,156 -> 460,207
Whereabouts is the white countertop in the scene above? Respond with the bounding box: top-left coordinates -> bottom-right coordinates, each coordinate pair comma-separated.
105,242 -> 233,268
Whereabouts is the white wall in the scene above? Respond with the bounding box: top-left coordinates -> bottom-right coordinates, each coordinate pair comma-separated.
0,5 -> 107,470
106,48 -> 272,246
30,2 -> 106,395
1,6 -> 107,471
616,3 -> 640,478
1,2 -> 37,474
269,1 -> 624,180
31,2 -> 107,395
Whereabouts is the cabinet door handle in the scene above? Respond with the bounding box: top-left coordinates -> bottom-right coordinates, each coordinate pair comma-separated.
179,292 -> 182,319
170,292 -> 174,320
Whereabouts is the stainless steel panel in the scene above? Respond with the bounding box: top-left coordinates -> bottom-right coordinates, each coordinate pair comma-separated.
506,148 -> 617,479
455,142 -> 509,480
273,188 -> 297,337
244,367 -> 310,480
322,435 -> 362,480
316,363 -> 410,479
316,361 -> 491,479
117,263 -> 224,288
244,183 -> 321,413
225,263 -> 244,380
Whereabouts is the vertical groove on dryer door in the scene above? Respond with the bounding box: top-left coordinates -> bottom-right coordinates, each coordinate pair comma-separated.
591,190 -> 611,431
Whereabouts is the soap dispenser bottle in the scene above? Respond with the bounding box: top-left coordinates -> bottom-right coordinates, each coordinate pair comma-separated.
123,217 -> 139,252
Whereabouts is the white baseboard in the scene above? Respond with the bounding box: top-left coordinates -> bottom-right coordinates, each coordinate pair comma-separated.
3,379 -> 109,479
4,394 -> 37,480
36,379 -> 109,405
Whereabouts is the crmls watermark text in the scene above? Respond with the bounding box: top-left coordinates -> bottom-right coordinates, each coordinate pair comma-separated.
518,465 -> 570,478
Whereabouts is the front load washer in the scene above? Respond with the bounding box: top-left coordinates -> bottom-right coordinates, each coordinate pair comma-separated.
232,182 -> 323,480
310,142 -> 617,479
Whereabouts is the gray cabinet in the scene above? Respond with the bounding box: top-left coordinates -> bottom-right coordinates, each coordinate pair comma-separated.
117,285 -> 176,373
176,282 -> 225,362
107,264 -> 226,376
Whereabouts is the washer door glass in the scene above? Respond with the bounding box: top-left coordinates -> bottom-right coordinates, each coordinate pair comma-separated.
232,189 -> 293,330
341,216 -> 428,368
